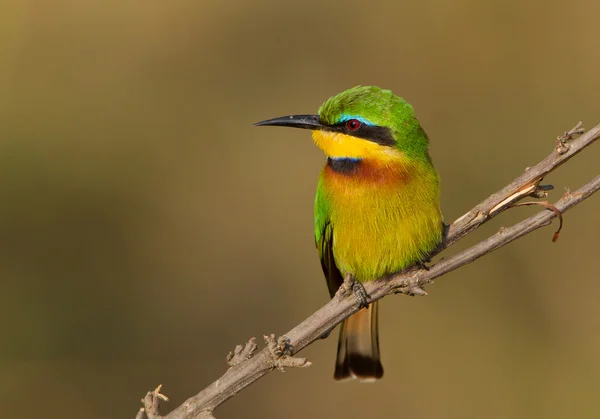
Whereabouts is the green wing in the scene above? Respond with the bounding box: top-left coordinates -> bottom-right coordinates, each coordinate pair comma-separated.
315,182 -> 344,298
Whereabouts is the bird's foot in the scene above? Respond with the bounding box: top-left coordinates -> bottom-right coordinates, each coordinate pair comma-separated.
339,273 -> 370,308
416,260 -> 430,271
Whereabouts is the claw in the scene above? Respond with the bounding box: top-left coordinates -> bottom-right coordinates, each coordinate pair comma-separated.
416,260 -> 430,271
337,273 -> 370,308
351,280 -> 370,308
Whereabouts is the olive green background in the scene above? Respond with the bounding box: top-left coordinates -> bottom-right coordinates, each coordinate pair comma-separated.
1,1 -> 599,418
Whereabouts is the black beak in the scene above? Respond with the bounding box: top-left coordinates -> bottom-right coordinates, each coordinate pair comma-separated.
253,114 -> 325,130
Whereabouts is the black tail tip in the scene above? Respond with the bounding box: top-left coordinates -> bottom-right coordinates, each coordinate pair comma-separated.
334,354 -> 384,381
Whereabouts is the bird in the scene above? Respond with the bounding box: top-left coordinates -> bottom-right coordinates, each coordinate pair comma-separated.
254,86 -> 443,381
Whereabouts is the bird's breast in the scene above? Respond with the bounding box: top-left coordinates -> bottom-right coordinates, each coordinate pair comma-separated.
319,157 -> 442,281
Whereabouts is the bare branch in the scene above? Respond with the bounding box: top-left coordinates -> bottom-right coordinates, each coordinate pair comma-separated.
443,121 -> 599,249
138,122 -> 599,419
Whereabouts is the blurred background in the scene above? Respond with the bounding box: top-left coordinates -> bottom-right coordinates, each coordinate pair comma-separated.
0,1 -> 599,418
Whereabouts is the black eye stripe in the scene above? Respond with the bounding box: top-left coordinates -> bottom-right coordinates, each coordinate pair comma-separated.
325,123 -> 396,147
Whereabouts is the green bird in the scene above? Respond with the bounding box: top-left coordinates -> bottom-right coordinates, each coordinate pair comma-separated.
255,86 -> 443,381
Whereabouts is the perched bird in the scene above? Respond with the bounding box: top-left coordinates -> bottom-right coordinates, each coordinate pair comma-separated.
255,86 -> 443,381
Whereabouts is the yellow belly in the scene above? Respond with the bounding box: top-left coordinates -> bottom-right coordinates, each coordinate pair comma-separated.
322,159 -> 442,281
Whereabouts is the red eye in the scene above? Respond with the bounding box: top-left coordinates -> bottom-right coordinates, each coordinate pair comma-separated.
346,119 -> 361,131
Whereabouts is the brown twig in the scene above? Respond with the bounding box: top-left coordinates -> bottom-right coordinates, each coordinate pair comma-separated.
510,201 -> 563,242
139,385 -> 169,419
137,122 -> 599,419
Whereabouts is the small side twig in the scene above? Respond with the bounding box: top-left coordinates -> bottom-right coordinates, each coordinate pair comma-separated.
510,201 -> 563,242
556,121 -> 585,154
226,337 -> 258,367
139,385 -> 169,419
265,334 -> 311,371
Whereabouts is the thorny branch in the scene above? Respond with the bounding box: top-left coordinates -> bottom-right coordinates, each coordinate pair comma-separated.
137,122 -> 600,419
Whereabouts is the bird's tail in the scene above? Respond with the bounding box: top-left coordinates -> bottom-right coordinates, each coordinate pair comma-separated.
334,301 -> 383,381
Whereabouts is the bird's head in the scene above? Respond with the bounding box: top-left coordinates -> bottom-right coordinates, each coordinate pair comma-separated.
255,86 -> 430,164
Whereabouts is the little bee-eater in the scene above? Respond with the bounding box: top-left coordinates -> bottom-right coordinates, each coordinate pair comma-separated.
255,86 -> 443,381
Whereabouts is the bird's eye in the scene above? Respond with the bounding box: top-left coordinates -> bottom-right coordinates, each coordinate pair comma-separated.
346,119 -> 361,131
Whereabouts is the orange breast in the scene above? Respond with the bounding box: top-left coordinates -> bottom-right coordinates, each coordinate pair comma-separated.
323,157 -> 413,191
320,157 -> 442,281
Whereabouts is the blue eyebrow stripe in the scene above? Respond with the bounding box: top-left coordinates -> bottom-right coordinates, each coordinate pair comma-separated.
338,114 -> 375,126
